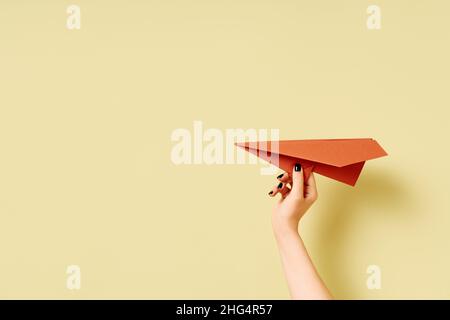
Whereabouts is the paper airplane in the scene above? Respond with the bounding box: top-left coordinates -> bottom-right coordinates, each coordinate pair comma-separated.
235,138 -> 387,186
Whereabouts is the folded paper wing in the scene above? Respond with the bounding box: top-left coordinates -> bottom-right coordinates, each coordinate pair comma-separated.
235,139 -> 387,186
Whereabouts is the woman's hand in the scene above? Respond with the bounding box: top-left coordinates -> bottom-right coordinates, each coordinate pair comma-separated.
268,163 -> 331,299
268,163 -> 318,237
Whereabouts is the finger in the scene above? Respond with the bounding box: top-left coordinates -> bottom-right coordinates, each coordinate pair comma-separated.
276,172 -> 291,184
268,181 -> 289,198
290,163 -> 304,198
277,172 -> 292,189
304,172 -> 318,201
278,182 -> 291,199
268,182 -> 281,197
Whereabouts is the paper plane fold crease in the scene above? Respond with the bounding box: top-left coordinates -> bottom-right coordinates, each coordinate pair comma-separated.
235,138 -> 387,186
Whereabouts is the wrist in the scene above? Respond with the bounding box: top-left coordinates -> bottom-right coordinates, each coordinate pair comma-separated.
272,222 -> 301,242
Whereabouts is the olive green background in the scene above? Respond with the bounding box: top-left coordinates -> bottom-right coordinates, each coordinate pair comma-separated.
0,0 -> 449,299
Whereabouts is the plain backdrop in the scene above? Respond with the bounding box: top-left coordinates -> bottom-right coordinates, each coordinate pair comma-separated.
0,0 -> 449,299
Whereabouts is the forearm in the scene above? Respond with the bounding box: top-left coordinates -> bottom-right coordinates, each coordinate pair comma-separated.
275,229 -> 332,300
269,168 -> 329,299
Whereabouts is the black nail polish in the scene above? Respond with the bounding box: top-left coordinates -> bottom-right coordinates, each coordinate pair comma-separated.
295,163 -> 302,172
277,173 -> 284,179
268,191 -> 273,195
277,182 -> 283,189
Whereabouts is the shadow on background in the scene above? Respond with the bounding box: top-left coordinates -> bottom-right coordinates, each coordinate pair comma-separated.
309,167 -> 415,299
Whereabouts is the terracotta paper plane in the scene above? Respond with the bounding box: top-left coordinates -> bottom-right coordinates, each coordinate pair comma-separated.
235,138 -> 387,186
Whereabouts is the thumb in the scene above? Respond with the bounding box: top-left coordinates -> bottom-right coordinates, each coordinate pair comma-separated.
290,163 -> 304,199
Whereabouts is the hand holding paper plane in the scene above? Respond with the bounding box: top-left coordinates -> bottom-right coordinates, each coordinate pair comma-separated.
235,139 -> 387,186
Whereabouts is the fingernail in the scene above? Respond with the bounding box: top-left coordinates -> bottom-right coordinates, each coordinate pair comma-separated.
277,182 -> 283,189
295,163 -> 302,172
268,191 -> 273,195
277,173 -> 284,179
